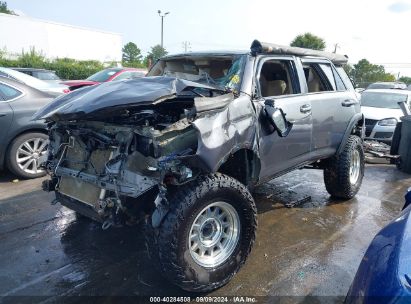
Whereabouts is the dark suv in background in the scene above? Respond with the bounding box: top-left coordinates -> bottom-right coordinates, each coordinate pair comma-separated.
37,40 -> 365,292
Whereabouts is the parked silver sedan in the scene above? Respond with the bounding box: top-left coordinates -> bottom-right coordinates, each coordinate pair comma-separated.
0,67 -> 68,96
361,89 -> 411,143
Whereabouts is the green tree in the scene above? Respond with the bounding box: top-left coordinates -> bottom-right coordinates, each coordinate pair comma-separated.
350,59 -> 395,86
122,42 -> 143,66
0,1 -> 15,15
290,32 -> 326,51
399,76 -> 411,84
147,44 -> 168,63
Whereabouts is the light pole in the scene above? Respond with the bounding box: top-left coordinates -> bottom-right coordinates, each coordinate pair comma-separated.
157,10 -> 169,48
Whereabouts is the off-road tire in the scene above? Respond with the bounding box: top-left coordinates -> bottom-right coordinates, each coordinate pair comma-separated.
390,122 -> 402,166
390,122 -> 402,156
7,132 -> 48,179
324,135 -> 364,199
146,173 -> 257,292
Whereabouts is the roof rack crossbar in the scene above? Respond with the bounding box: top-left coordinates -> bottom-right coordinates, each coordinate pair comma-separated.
250,40 -> 349,65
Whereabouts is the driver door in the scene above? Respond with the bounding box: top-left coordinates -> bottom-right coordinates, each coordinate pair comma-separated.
255,56 -> 313,180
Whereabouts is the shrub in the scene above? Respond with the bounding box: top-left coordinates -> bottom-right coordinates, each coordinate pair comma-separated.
0,48 -> 109,80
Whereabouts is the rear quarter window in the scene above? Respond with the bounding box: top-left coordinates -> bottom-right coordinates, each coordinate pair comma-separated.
335,66 -> 354,91
0,83 -> 23,101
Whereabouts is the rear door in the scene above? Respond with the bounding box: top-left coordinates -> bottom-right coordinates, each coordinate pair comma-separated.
255,56 -> 313,179
301,59 -> 359,156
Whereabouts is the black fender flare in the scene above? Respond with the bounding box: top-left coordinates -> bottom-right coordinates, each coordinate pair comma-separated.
337,113 -> 364,155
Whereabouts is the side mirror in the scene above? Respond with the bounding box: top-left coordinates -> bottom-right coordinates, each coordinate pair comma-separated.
264,99 -> 293,137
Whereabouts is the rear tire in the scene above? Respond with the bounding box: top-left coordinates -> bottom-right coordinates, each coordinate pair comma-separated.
390,122 -> 402,155
7,132 -> 48,179
324,135 -> 364,199
390,122 -> 401,165
146,173 -> 257,292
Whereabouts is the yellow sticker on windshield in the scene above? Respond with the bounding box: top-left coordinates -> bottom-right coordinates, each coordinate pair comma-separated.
231,74 -> 240,84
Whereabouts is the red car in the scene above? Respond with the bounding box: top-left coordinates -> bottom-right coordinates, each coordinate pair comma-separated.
62,67 -> 147,91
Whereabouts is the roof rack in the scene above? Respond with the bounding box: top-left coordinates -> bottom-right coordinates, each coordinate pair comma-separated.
250,40 -> 349,65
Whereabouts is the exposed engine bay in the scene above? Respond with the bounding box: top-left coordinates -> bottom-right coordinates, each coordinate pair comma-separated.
43,99 -> 203,228
35,65 -> 258,229
38,75 -> 255,230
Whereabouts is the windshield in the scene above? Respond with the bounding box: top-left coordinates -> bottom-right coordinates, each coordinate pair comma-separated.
36,71 -> 60,81
87,69 -> 122,82
367,83 -> 407,89
147,55 -> 246,93
361,92 -> 408,109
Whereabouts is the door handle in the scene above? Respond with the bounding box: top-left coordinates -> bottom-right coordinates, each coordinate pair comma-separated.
342,99 -> 358,107
0,113 -> 6,117
300,104 -> 311,113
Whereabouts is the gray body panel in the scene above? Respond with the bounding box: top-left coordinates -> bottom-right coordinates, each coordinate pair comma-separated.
38,52 -> 362,212
0,77 -> 52,170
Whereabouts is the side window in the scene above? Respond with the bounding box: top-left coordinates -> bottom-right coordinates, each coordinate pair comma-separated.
0,83 -> 23,101
303,63 -> 335,93
319,64 -> 336,90
112,71 -> 132,81
0,71 -> 15,80
259,60 -> 299,97
336,66 -> 355,91
332,66 -> 347,91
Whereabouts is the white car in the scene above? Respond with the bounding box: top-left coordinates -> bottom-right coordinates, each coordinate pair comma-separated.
0,67 -> 68,96
361,89 -> 411,143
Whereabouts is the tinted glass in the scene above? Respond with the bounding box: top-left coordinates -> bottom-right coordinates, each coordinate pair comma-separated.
0,83 -> 22,100
132,71 -> 146,78
87,69 -> 122,82
112,71 -> 132,81
368,83 -> 407,89
35,71 -> 60,80
259,59 -> 299,96
319,64 -> 336,90
148,55 -> 246,93
332,67 -> 346,91
19,70 -> 33,76
303,65 -> 327,92
336,66 -> 355,91
361,92 -> 407,109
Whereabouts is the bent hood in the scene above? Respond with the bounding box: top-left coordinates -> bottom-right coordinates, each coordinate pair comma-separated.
33,76 -> 218,122
361,106 -> 403,121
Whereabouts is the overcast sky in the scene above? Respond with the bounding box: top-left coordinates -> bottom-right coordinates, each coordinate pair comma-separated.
7,0 -> 411,77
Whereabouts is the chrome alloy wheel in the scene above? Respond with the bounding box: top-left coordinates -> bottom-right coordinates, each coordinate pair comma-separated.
189,201 -> 240,268
15,137 -> 48,175
349,149 -> 361,185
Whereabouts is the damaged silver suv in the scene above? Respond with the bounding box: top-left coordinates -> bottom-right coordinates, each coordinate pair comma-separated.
36,40 -> 365,292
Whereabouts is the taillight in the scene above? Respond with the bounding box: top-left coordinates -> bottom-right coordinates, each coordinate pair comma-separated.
63,89 -> 70,94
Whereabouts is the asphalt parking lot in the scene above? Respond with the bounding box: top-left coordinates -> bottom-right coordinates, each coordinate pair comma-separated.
0,164 -> 410,302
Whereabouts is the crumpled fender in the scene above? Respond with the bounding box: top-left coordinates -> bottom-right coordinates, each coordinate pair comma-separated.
192,94 -> 258,172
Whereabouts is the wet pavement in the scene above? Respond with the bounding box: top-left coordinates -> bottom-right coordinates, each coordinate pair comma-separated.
0,164 -> 410,302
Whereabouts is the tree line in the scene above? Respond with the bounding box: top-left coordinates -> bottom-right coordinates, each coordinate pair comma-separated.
1,0 -> 409,85
290,33 -> 410,86
121,42 -> 167,68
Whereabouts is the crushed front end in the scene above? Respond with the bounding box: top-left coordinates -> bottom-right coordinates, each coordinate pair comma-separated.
43,116 -> 198,228
37,77 -> 232,229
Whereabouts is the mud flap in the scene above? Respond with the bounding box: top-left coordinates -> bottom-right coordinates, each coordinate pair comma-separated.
151,193 -> 169,228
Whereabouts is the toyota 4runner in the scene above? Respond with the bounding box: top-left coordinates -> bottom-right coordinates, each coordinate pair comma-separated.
36,40 -> 365,292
